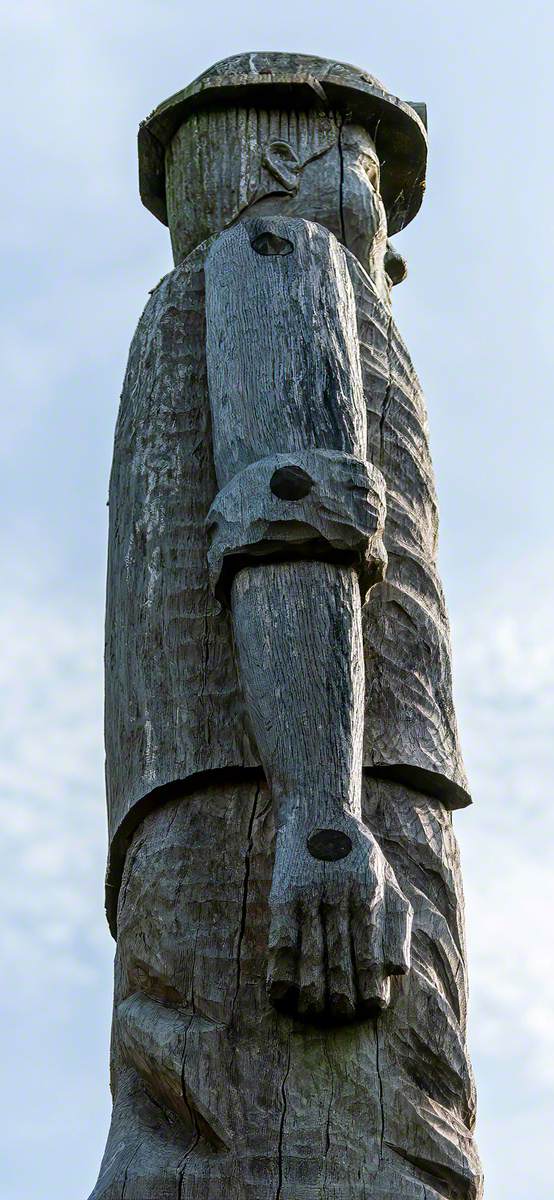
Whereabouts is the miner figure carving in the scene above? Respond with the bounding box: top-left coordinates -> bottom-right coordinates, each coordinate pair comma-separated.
90,52 -> 483,1200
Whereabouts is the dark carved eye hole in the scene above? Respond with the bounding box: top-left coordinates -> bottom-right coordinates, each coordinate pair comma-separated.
270,465 -> 314,501
251,231 -> 294,257
307,829 -> 353,862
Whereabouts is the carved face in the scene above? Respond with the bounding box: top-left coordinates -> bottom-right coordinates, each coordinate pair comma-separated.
166,107 -> 407,301
246,122 -> 405,305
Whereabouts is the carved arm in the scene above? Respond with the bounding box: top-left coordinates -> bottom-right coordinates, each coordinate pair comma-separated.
205,216 -> 412,1022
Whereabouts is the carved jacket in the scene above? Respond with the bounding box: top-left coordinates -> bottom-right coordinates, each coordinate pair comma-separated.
104,236 -> 470,930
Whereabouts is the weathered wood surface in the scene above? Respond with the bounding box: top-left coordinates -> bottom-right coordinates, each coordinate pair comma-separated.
105,232 -> 468,931
166,105 -> 341,267
232,561 -> 412,1021
206,448 -> 386,604
203,217 -> 409,1021
90,777 -> 481,1199
205,218 -> 368,479
350,249 -> 469,810
92,50 -> 482,1200
204,218 -> 387,604
166,106 -> 396,310
143,51 -> 427,238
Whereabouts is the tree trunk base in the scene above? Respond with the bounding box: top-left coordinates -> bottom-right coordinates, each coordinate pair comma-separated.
88,777 -> 482,1200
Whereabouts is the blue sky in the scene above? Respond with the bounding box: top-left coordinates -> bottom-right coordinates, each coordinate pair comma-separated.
1,2 -> 553,1197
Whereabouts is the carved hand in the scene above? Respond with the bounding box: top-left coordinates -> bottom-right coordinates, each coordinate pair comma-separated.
267,812 -> 412,1021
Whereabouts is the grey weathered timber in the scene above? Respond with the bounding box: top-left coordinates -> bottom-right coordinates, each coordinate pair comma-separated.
104,235 -> 469,931
205,217 -> 409,1020
92,778 -> 480,1198
232,561 -> 412,1020
204,216 -> 388,607
90,51 -> 482,1200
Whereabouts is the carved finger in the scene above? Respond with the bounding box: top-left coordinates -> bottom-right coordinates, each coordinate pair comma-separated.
297,904 -> 325,1017
267,901 -> 299,1008
323,897 -> 356,1020
351,895 -> 383,971
350,899 -> 390,1013
383,887 -> 413,976
357,967 -> 390,1014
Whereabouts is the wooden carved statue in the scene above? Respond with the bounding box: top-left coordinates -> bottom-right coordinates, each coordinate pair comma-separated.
89,53 -> 483,1200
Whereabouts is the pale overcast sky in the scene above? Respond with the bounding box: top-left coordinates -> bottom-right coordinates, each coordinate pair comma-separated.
1,2 -> 553,1198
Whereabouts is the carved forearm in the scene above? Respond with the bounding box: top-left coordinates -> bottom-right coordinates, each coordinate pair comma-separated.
231,559 -> 412,1020
231,560 -> 364,833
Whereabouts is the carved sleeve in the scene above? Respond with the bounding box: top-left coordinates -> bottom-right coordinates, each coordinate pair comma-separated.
204,216 -> 387,601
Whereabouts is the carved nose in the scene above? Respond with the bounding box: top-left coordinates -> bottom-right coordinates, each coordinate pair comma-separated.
270,465 -> 314,500
250,230 -> 294,257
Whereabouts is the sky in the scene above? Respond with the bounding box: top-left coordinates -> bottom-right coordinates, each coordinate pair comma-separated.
1,1 -> 553,1197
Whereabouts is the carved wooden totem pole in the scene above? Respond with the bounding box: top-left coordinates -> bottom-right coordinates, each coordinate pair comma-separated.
90,53 -> 483,1200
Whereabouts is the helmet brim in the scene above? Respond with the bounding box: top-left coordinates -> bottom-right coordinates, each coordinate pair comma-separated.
138,52 -> 428,237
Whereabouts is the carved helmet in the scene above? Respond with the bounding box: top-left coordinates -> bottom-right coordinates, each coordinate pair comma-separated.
138,51 -> 428,238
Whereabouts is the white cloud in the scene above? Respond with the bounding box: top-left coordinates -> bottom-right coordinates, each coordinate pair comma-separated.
451,563 -> 554,1093
0,571 -> 111,1011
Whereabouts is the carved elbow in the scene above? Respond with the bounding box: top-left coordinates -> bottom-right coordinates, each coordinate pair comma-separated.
206,448 -> 387,605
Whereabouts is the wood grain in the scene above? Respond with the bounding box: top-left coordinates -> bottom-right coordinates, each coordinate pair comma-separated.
92,55 -> 482,1199
203,217 -> 409,1022
89,777 -> 482,1199
105,227 -> 469,933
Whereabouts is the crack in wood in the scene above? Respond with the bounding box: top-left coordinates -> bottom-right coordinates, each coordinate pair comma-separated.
90,52 -> 482,1196
120,1141 -> 141,1199
232,783 -> 260,1017
337,115 -> 347,248
322,1035 -> 334,1190
378,312 -> 394,469
275,1034 -> 292,1200
374,1018 -> 385,1161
